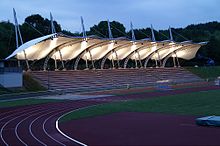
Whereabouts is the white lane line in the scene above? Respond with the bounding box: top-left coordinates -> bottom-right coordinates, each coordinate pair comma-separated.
0,107 -> 45,146
15,102 -> 76,146
15,119 -> 28,146
0,97 -> 52,118
0,108 -> 23,119
0,105 -> 42,122
29,107 -> 71,146
43,104 -> 94,145
0,103 -> 55,124
0,98 -> 66,120
42,110 -> 68,146
43,114 -> 67,146
56,104 -> 101,146
29,113 -> 56,146
15,107 -> 57,146
56,121 -> 87,146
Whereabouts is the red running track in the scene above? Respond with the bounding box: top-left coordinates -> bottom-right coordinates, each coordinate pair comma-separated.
0,100 -> 106,146
61,112 -> 220,146
0,85 -> 219,146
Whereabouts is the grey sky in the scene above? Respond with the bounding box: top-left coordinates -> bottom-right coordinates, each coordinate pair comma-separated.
0,0 -> 220,33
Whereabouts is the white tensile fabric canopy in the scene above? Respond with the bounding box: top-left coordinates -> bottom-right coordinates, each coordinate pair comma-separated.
6,33 -> 206,65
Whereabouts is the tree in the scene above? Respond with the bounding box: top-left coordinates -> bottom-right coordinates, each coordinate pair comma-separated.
204,36 -> 220,64
61,30 -> 76,36
25,14 -> 44,28
89,21 -> 126,38
0,14 -> 63,59
0,21 -> 15,59
23,14 -> 61,36
127,28 -> 152,40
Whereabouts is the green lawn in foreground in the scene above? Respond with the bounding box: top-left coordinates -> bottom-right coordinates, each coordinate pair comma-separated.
61,89 -> 220,122
0,98 -> 64,108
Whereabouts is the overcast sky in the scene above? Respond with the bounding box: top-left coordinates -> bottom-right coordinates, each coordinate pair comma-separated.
0,0 -> 220,33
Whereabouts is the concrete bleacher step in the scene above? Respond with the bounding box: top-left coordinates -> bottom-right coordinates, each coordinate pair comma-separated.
29,68 -> 203,92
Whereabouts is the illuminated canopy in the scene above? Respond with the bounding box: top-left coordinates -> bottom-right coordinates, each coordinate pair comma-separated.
6,33 -> 207,69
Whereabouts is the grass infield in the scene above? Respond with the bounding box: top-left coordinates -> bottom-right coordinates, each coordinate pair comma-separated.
61,89 -> 220,122
186,66 -> 220,80
0,98 -> 64,108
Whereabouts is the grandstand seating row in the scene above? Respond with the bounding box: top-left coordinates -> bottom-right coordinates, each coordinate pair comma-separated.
29,68 -> 202,92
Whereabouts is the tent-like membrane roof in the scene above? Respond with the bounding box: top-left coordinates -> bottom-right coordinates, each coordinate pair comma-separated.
6,32 -> 207,69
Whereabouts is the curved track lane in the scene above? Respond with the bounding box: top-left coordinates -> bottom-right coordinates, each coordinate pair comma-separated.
0,100 -> 104,146
0,85 -> 219,146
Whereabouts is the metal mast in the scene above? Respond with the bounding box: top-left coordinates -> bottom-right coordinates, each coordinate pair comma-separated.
80,16 -> 89,69
51,13 -> 57,70
130,22 -> 138,68
169,26 -> 174,42
130,22 -> 136,41
151,25 -> 161,67
169,26 -> 177,67
107,20 -> 113,40
50,12 -> 56,34
108,20 -> 119,68
13,8 -> 30,70
108,20 -> 114,68
81,16 -> 87,39
50,12 -> 65,70
151,24 -> 156,42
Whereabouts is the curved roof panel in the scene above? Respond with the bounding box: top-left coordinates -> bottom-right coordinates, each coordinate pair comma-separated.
176,45 -> 201,60
6,33 -> 56,60
6,33 -> 206,64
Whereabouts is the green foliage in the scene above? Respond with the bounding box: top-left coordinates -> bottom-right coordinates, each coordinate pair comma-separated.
127,28 -> 152,40
23,73 -> 46,91
24,14 -> 61,35
0,85 -> 10,95
204,36 -> 220,63
60,89 -> 220,122
89,21 -> 126,38
0,21 -> 15,59
0,14 -> 62,59
21,14 -> 61,42
61,30 -> 76,36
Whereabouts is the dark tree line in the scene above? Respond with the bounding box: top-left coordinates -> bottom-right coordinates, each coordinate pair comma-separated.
0,14 -> 61,59
0,14 -> 220,66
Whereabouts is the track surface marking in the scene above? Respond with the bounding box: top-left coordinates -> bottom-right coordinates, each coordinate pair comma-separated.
0,85 -> 219,145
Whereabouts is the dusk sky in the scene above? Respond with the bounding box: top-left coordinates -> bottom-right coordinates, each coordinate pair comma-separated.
0,0 -> 220,33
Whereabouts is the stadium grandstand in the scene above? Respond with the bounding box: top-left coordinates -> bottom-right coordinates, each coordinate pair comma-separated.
4,9 -> 207,91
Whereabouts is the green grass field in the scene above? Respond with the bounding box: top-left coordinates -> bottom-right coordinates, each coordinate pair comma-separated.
186,66 -> 220,80
61,89 -> 220,122
0,98 -> 65,108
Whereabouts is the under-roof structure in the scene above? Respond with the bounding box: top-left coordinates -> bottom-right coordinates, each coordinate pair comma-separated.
6,10 -> 207,70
